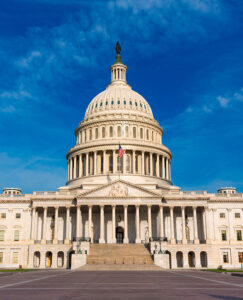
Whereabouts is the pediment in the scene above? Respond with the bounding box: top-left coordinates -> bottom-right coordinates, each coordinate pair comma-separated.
77,180 -> 161,199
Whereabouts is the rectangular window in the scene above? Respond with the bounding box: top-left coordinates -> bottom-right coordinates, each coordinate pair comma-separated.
0,252 -> 3,263
0,213 -> 6,219
0,230 -> 4,241
239,252 -> 243,263
223,252 -> 229,263
15,213 -> 21,219
221,230 -> 227,241
14,230 -> 20,241
12,252 -> 19,264
220,213 -> 225,218
235,213 -> 241,218
237,230 -> 242,241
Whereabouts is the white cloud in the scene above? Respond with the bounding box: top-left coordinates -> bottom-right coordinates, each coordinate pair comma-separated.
217,87 -> 243,108
217,96 -> 230,108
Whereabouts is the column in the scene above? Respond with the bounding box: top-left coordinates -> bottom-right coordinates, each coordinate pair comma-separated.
76,205 -> 81,240
169,160 -> 171,180
202,207 -> 207,242
135,205 -> 141,243
112,150 -> 116,173
53,207 -> 59,244
68,160 -> 70,180
181,206 -> 187,244
34,209 -> 38,240
88,205 -> 93,242
112,205 -> 116,243
94,152 -> 97,175
74,155 -> 77,179
64,207 -> 70,244
193,207 -> 199,244
156,154 -> 159,177
124,205 -> 129,243
159,205 -> 164,238
31,207 -> 36,240
133,151 -> 136,174
85,153 -> 89,176
170,207 -> 175,244
79,154 -> 82,177
41,207 -> 47,244
103,151 -> 106,174
70,158 -> 73,180
99,205 -> 105,243
141,151 -> 145,175
148,205 -> 152,239
150,153 -> 153,176
162,156 -> 165,179
166,158 -> 169,180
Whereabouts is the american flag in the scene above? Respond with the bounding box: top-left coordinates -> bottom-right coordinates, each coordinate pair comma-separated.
118,144 -> 125,158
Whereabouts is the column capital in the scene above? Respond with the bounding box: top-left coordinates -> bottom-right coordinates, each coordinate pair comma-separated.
169,206 -> 174,210
147,204 -> 152,208
112,204 -> 116,208
100,205 -> 104,209
181,206 -> 186,210
135,204 -> 140,209
123,204 -> 128,208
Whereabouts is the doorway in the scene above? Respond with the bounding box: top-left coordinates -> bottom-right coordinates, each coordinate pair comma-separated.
116,226 -> 124,244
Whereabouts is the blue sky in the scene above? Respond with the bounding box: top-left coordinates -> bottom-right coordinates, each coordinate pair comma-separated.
0,0 -> 242,193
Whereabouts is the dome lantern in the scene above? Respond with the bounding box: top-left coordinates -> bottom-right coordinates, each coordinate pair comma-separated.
110,42 -> 127,84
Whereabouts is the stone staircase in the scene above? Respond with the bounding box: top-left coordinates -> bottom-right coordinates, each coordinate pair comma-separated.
85,244 -> 157,269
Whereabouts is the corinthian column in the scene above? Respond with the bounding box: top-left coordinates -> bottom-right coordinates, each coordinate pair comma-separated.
124,205 -> 129,243
135,205 -> 141,243
99,205 -> 105,243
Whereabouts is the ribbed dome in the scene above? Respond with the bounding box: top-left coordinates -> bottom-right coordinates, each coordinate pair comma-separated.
84,82 -> 154,120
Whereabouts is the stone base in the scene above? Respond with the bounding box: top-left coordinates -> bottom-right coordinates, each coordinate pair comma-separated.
135,238 -> 141,243
123,238 -> 129,244
71,254 -> 87,270
154,254 -> 170,269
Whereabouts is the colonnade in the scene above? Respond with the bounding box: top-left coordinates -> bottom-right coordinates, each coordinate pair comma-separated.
68,150 -> 171,181
31,205 -> 205,245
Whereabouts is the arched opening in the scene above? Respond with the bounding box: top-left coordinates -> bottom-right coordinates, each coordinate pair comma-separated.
89,129 -> 92,140
140,128 -> 143,139
188,251 -> 195,268
116,226 -> 124,244
176,251 -> 183,268
102,127 -> 106,138
166,250 -> 172,269
33,251 -> 40,268
46,251 -> 52,268
109,126 -> 113,137
125,126 -> 129,137
133,127 -> 136,138
117,126 -> 121,137
68,250 -> 75,269
200,251 -> 207,267
95,128 -> 98,139
57,251 -> 64,268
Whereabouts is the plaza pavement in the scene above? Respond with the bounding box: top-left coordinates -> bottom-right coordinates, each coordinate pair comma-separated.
0,269 -> 243,300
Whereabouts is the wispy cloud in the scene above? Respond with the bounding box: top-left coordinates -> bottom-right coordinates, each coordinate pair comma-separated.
217,87 -> 243,108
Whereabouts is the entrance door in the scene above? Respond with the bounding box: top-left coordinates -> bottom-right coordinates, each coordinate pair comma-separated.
116,226 -> 124,244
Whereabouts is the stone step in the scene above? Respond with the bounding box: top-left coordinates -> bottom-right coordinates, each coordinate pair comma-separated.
87,244 -> 154,266
78,264 -> 162,271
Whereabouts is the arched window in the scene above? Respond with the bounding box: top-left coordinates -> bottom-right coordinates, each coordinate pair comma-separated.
89,129 -> 92,140
129,101 -> 132,105
84,130 -> 87,142
109,154 -> 113,172
95,128 -> 98,139
111,100 -> 114,105
117,126 -> 121,137
146,129 -> 149,140
102,127 -> 106,138
105,101 -> 108,106
117,100 -> 120,105
125,126 -> 129,137
133,127 -> 136,138
140,128 -> 143,139
152,131 -> 154,142
123,100 -> 126,105
109,126 -> 113,137
126,155 -> 131,172
100,102 -> 103,107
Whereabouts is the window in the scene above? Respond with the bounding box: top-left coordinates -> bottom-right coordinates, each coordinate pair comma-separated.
100,102 -> 103,107
117,126 -> 121,137
105,101 -> 108,106
135,102 -> 138,107
220,213 -> 225,219
133,127 -> 136,138
123,100 -> 126,105
12,252 -> 19,264
14,230 -> 20,241
0,252 -> 3,263
152,131 -> 154,142
223,252 -> 229,263
140,128 -> 143,139
235,213 -> 241,218
0,230 -> 5,241
146,129 -> 149,140
237,230 -> 242,241
117,100 -> 120,105
129,101 -> 132,105
126,155 -> 131,172
140,103 -> 142,108
109,126 -> 113,137
102,127 -> 106,138
15,213 -> 21,219
95,103 -> 98,108
84,130 -> 87,142
111,100 -> 114,105
89,129 -> 92,140
95,128 -> 98,139
125,126 -> 129,137
239,252 -> 243,263
0,213 -> 6,219
221,230 -> 227,241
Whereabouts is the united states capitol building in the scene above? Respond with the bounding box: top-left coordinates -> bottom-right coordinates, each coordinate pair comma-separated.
0,44 -> 243,270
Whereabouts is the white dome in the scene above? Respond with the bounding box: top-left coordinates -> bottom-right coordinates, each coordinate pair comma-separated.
84,82 -> 154,120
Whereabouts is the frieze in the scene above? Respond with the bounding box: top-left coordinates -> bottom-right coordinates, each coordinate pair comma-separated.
108,184 -> 129,197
